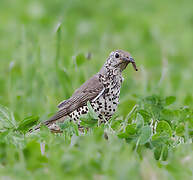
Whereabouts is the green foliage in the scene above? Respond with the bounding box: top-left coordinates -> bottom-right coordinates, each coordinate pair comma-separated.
0,0 -> 193,179
156,121 -> 172,137
0,105 -> 17,130
17,116 -> 39,133
76,53 -> 87,67
165,96 -> 176,106
138,125 -> 152,145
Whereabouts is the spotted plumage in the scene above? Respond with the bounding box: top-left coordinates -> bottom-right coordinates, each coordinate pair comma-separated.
69,72 -> 122,125
32,50 -> 138,132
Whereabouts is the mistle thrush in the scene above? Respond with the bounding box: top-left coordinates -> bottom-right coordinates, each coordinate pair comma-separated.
33,50 -> 138,132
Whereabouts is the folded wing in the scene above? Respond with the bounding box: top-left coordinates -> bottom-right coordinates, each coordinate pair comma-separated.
43,74 -> 104,125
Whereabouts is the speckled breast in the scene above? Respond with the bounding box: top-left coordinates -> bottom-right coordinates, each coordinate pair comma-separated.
68,74 -> 123,125
91,84 -> 120,123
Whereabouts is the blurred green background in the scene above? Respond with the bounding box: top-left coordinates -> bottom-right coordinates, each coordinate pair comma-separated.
0,0 -> 193,179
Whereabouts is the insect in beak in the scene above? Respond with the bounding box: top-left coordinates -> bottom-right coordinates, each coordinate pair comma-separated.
129,56 -> 138,71
121,56 -> 138,71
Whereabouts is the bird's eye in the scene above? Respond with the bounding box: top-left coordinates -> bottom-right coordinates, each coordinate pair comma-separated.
115,53 -> 119,58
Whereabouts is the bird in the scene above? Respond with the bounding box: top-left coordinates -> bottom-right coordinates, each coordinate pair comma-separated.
31,50 -> 138,132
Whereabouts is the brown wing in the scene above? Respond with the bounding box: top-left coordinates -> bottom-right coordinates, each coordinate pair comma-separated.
43,74 -> 104,125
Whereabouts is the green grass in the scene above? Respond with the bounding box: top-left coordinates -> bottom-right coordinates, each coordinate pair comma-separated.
0,0 -> 193,179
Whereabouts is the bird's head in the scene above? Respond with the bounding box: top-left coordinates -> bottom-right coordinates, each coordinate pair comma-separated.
105,50 -> 138,72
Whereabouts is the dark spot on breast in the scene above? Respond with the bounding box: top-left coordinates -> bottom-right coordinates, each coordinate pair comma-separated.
98,114 -> 103,119
97,101 -> 102,105
104,88 -> 109,94
82,110 -> 87,114
113,95 -> 117,100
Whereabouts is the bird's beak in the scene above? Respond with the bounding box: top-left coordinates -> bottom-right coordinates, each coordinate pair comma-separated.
121,57 -> 130,62
121,56 -> 138,71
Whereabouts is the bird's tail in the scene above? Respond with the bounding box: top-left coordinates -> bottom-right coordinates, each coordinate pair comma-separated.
29,115 -> 67,133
